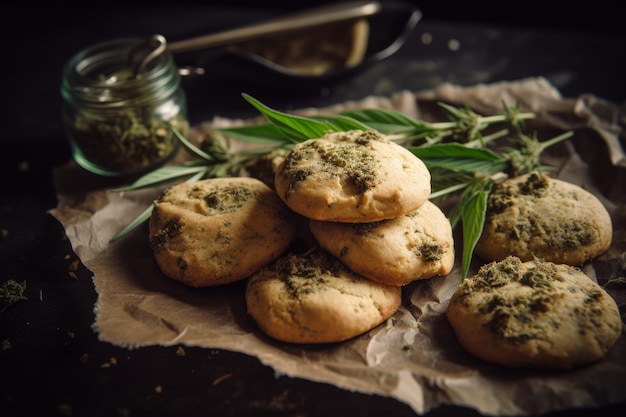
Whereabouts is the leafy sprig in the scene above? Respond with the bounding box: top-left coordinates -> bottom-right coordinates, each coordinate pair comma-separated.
110,93 -> 571,277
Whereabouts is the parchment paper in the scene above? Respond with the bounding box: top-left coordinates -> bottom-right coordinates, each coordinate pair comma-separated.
50,77 -> 626,416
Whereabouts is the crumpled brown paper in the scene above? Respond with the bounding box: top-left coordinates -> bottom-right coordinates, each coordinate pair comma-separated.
50,77 -> 626,416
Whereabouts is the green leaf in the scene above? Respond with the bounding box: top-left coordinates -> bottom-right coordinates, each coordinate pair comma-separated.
217,123 -> 288,144
429,169 -> 474,198
171,126 -> 216,161
113,163 -> 209,191
186,169 -> 209,182
235,146 -> 287,157
439,102 -> 476,121
339,108 -> 429,128
218,114 -> 370,145
313,114 -> 370,132
409,143 -> 502,160
459,180 -> 493,279
109,203 -> 154,242
338,108 -> 439,137
422,158 -> 506,173
410,143 -> 507,174
242,93 -> 337,141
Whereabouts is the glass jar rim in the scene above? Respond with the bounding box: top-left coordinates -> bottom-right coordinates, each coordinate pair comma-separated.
61,37 -> 180,107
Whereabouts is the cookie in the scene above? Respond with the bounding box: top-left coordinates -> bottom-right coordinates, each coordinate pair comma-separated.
149,177 -> 299,287
309,200 -> 454,286
245,246 -> 402,344
446,256 -> 623,369
274,130 -> 431,222
475,172 -> 612,265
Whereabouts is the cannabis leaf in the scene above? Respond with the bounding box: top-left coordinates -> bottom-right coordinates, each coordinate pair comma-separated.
110,94 -> 571,279
242,94 -> 341,141
113,162 -> 211,192
109,204 -> 154,243
455,178 -> 493,278
410,143 -> 507,174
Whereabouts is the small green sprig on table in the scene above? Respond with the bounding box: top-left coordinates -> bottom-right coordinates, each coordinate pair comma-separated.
110,93 -> 572,278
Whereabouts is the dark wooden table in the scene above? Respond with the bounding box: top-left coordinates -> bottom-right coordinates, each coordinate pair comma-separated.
1,1 -> 625,416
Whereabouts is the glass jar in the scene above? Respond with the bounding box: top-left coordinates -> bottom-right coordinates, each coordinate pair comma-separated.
60,38 -> 188,177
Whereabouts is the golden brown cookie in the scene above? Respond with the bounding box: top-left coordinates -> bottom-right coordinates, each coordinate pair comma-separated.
149,177 -> 299,287
309,200 -> 454,286
475,172 -> 612,265
245,246 -> 402,344
446,256 -> 623,369
274,130 -> 431,222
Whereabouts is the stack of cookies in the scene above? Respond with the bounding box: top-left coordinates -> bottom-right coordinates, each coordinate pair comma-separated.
246,129 -> 455,343
148,129 -> 454,344
272,129 -> 455,286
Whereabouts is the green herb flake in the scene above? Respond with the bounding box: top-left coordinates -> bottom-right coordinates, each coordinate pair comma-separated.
0,279 -> 28,313
271,248 -> 343,299
417,240 -> 445,262
73,112 -> 187,174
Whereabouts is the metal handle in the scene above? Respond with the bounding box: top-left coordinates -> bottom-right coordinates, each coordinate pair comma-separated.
166,1 -> 381,54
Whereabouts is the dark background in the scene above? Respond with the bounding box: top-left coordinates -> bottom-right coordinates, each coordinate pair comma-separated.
7,0 -> 624,35
1,1 -> 625,417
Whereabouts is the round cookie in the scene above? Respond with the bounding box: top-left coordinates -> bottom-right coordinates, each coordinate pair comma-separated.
274,129 -> 431,222
149,177 -> 299,287
246,246 -> 402,344
309,200 -> 454,286
475,172 -> 612,265
446,256 -> 623,369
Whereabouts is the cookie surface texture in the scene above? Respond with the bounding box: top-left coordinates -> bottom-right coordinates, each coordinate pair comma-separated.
446,256 -> 623,369
274,130 -> 431,222
475,172 -> 612,265
309,200 -> 454,286
149,177 -> 298,287
245,247 -> 402,344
